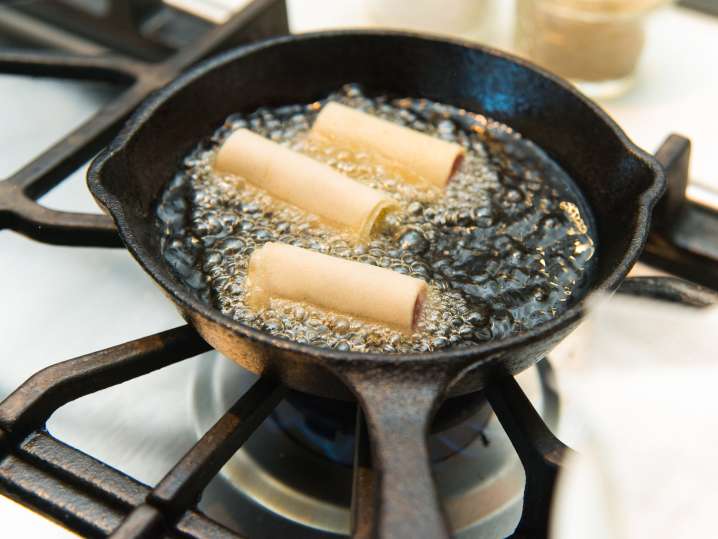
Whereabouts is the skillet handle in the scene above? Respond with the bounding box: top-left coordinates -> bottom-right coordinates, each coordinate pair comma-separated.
339,363 -> 457,539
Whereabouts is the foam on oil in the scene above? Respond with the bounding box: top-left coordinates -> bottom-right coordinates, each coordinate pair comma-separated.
156,84 -> 597,353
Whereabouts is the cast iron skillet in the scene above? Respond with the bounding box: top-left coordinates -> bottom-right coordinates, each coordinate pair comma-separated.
88,32 -> 664,538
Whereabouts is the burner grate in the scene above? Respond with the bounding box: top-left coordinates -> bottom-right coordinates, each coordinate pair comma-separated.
1,2 -> 717,537
0,326 -> 234,538
642,135 -> 718,290
0,325 -> 570,539
0,0 -> 288,248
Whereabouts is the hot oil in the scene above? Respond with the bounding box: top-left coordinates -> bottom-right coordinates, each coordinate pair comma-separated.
156,84 -> 597,353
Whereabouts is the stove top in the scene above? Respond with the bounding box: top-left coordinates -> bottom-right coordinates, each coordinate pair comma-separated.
1,2 -> 718,539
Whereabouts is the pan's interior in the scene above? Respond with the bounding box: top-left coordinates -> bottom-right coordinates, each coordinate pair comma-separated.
99,33 -> 658,338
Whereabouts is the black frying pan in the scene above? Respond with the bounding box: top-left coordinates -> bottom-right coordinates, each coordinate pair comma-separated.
87,32 -> 664,538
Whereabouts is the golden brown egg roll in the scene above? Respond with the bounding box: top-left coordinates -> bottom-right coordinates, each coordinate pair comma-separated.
247,242 -> 427,332
311,102 -> 464,188
214,129 -> 396,238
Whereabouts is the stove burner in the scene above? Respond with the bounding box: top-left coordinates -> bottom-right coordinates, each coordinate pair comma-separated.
271,388 -> 492,467
273,392 -> 357,467
191,354 -> 550,538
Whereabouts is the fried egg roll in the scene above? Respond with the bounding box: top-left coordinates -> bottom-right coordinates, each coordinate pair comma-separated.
215,129 -> 395,238
311,102 -> 464,188
247,242 -> 427,332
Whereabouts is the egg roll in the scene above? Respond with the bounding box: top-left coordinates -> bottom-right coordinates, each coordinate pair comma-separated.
214,129 -> 395,238
311,102 -> 464,188
247,242 -> 427,332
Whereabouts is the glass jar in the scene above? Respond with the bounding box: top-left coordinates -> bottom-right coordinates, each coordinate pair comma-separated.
515,0 -> 667,98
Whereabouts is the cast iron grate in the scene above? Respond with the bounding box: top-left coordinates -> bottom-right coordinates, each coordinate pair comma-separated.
1,2 -> 717,538
0,0 -> 289,247
0,325 -> 571,539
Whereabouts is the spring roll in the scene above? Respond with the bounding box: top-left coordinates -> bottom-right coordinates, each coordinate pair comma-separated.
214,129 -> 395,238
247,242 -> 427,332
311,102 -> 465,188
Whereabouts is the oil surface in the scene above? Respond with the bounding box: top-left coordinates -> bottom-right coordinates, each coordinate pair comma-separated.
156,85 -> 597,353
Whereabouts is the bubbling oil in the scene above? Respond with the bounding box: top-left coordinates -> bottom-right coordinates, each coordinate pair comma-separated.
156,84 -> 597,353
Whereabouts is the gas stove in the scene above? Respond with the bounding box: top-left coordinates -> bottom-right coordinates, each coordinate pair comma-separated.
1,2 -> 717,539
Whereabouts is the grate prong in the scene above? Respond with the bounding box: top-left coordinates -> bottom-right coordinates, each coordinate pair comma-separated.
111,378 -> 285,538
0,326 -> 210,442
0,49 -> 143,82
1,192 -> 122,247
485,374 -> 570,539
350,407 -> 375,539
109,504 -> 165,539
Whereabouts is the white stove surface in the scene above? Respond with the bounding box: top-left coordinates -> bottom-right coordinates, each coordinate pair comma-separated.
0,1 -> 716,537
